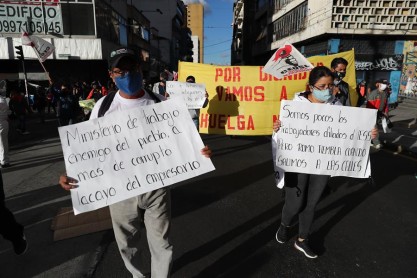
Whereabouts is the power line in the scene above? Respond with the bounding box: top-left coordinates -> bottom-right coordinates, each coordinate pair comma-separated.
205,48 -> 230,55
205,26 -> 231,29
204,39 -> 232,48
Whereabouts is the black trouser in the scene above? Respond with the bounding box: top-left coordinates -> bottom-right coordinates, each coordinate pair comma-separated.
281,172 -> 329,239
0,171 -> 24,243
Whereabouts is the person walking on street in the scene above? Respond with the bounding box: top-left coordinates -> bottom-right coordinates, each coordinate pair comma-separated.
0,170 -> 28,255
153,71 -> 168,97
33,86 -> 47,123
56,84 -> 81,127
9,90 -> 30,135
367,79 -> 389,149
0,92 -> 11,168
185,75 -> 209,130
46,83 -> 58,115
86,81 -> 106,101
272,66 -> 378,259
59,47 -> 212,278
356,80 -> 367,107
330,57 -> 350,106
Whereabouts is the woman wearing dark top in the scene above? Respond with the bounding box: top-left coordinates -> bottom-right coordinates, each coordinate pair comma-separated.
272,66 -> 378,258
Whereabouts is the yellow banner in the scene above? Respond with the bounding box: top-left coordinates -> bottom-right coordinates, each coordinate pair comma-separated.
178,49 -> 356,135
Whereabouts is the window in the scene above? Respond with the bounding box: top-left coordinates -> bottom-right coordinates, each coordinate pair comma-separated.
61,3 -> 95,35
95,1 -> 123,44
272,2 -> 307,41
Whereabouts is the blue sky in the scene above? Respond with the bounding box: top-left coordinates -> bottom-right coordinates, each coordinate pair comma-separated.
183,0 -> 234,65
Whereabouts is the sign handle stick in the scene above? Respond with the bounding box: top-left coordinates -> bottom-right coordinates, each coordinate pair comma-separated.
32,47 -> 52,83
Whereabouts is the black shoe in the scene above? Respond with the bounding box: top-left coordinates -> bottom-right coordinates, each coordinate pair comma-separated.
1,163 -> 11,168
294,239 -> 317,259
275,224 -> 289,244
12,234 -> 28,255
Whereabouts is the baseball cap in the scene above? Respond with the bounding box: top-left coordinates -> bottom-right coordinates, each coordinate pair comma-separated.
109,47 -> 140,69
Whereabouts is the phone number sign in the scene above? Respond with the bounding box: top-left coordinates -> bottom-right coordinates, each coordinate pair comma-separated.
0,1 -> 63,34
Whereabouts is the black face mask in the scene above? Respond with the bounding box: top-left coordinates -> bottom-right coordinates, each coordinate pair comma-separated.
333,71 -> 346,79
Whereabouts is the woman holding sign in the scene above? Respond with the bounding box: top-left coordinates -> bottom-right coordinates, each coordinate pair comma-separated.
272,66 -> 377,259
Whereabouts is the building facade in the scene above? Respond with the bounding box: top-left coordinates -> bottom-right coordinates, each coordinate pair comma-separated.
186,3 -> 204,63
191,35 -> 200,63
134,0 -> 192,74
0,0 -> 192,86
232,0 -> 417,103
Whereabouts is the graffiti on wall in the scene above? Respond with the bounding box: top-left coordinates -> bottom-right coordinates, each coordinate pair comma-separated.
400,41 -> 417,97
355,55 -> 403,71
400,64 -> 417,97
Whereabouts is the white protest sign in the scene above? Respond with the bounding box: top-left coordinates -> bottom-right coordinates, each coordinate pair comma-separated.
166,81 -> 206,109
58,98 -> 215,215
274,100 -> 377,178
262,42 -> 314,79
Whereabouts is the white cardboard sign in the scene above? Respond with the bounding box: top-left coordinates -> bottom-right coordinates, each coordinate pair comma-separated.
58,98 -> 215,215
274,100 -> 377,178
166,81 -> 206,109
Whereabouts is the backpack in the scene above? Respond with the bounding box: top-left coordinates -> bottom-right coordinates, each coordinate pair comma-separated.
98,89 -> 161,118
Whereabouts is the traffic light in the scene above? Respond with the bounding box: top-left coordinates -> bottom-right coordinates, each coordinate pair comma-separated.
15,45 -> 24,60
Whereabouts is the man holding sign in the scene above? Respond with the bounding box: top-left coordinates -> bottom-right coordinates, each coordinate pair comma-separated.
59,48 -> 212,277
272,66 -> 378,259
165,76 -> 209,130
185,75 -> 209,130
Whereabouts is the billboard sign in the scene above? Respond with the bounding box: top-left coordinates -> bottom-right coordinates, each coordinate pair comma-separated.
0,0 -> 63,34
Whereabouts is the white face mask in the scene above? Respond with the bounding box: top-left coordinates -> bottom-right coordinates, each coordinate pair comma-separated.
379,84 -> 387,91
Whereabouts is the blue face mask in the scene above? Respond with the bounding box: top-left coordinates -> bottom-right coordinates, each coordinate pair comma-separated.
312,88 -> 332,102
114,71 -> 143,95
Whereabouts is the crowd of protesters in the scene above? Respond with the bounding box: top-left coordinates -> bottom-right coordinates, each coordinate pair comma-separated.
4,69 -> 177,130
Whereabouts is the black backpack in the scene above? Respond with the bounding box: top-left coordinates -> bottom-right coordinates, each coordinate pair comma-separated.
98,89 -> 161,118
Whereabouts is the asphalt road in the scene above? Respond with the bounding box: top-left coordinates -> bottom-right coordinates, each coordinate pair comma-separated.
1,116 -> 417,278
